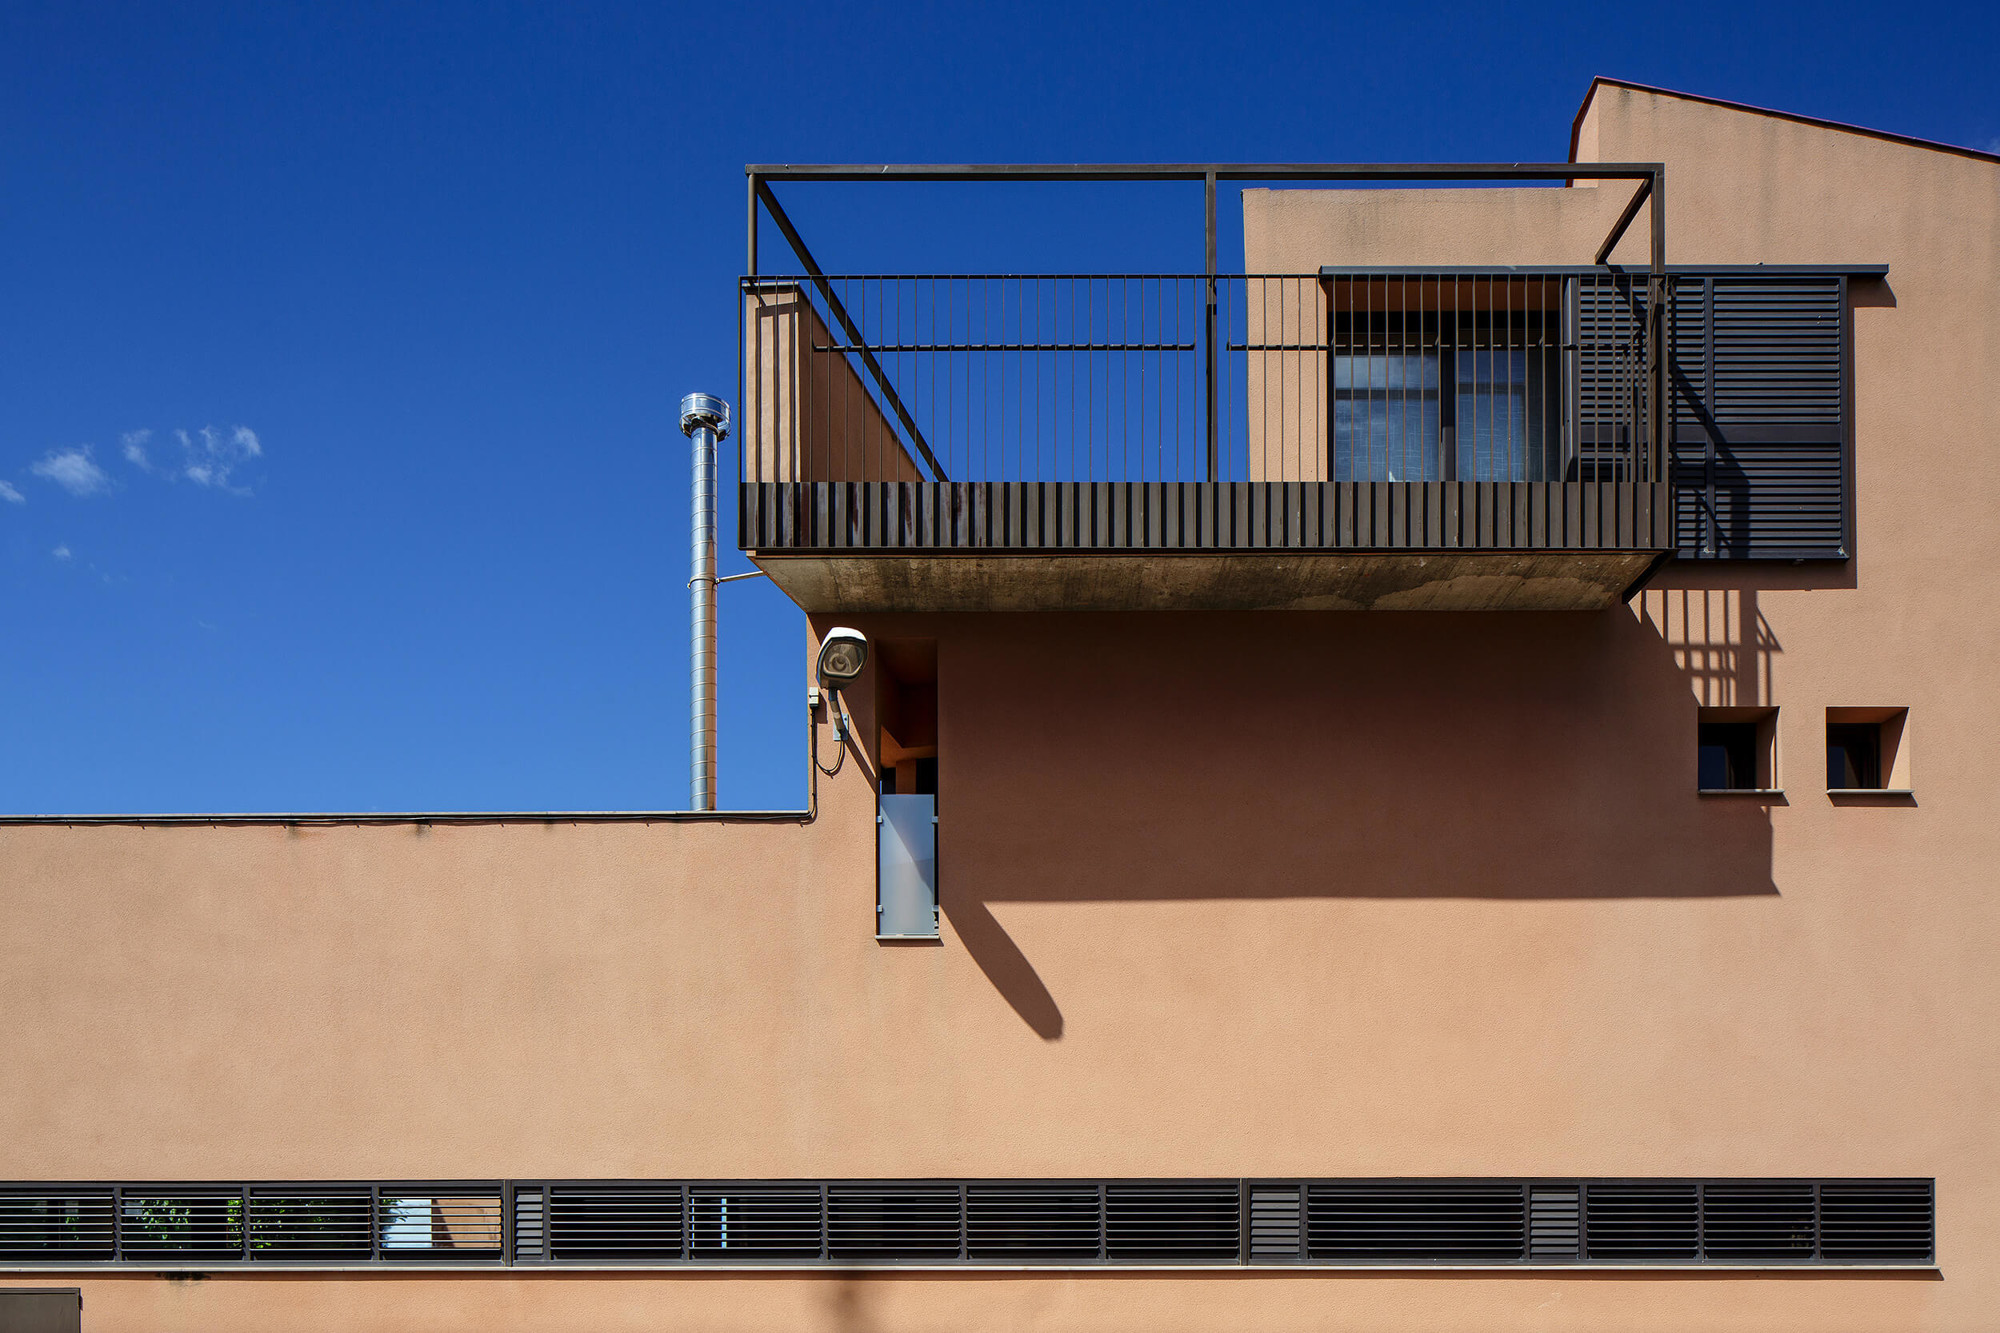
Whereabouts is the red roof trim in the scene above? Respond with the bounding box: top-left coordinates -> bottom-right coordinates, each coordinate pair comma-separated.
1570,76 -> 2000,166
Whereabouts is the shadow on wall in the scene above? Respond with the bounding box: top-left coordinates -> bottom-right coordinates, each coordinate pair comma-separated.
917,589 -> 1793,1038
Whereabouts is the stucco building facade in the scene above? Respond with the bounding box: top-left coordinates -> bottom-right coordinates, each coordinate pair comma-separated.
3,79 -> 1996,1331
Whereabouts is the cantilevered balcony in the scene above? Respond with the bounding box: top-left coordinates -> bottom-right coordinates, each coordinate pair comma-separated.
738,166 -> 1675,612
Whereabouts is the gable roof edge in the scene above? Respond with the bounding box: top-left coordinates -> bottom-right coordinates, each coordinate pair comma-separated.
1570,76 -> 1999,167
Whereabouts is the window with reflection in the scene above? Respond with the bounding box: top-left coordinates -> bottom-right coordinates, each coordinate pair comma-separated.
1329,282 -> 1564,483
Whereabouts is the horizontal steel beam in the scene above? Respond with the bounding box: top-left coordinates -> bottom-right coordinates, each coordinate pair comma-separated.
1320,264 -> 1888,276
747,162 -> 1666,183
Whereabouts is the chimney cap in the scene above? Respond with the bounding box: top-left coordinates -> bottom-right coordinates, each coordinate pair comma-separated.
679,392 -> 730,440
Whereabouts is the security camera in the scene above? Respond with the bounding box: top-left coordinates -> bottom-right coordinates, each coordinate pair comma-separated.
815,627 -> 868,693
814,628 -> 868,751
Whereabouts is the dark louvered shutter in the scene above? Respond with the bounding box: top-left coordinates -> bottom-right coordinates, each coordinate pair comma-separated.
826,1184 -> 961,1260
1819,1180 -> 1934,1264
1307,1181 -> 1526,1263
547,1184 -> 684,1261
1700,1180 -> 1815,1261
1671,274 -> 1849,558
1583,1181 -> 1699,1261
1668,275 -> 1710,551
966,1183 -> 1100,1261
1249,1185 -> 1304,1261
687,1186 -> 821,1260
1103,1182 -> 1241,1261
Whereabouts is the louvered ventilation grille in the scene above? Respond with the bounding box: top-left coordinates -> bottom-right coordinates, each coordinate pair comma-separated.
1584,1182 -> 1700,1261
0,1191 -> 114,1261
687,1187 -> 821,1259
246,1191 -> 373,1259
1701,1181 -> 1815,1262
511,1188 -> 544,1261
1528,1186 -> 1580,1262
1104,1183 -> 1241,1261
0,1179 -> 1934,1268
967,1184 -> 1099,1260
1819,1180 -> 1934,1264
377,1193 -> 502,1257
547,1186 -> 684,1261
1249,1186 -> 1302,1261
117,1191 -> 246,1260
1307,1182 -> 1525,1263
828,1185 -> 961,1260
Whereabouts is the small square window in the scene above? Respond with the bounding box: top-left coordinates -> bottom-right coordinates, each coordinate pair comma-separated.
1697,706 -> 1778,793
1826,708 -> 1909,793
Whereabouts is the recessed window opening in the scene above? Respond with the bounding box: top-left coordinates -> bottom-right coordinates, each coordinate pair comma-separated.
1826,708 -> 1908,792
876,640 -> 939,940
1328,277 -> 1563,484
1697,706 -> 1778,792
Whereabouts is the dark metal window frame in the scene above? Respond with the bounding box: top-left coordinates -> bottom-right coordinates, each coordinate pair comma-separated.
0,1177 -> 1933,1271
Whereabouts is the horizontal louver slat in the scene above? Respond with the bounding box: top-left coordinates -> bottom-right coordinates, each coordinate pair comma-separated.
1674,273 -> 1848,559
1584,1182 -> 1699,1261
0,1191 -> 115,1261
827,1186 -> 961,1260
1249,1186 -> 1302,1261
548,1186 -> 684,1261
1104,1183 -> 1241,1261
1701,1181 -> 1816,1262
1819,1180 -> 1934,1264
966,1184 -> 1099,1261
117,1191 -> 245,1260
247,1191 -> 373,1259
1528,1186 -> 1581,1262
511,1189 -> 544,1261
1307,1182 -> 1526,1263
1711,280 -> 1843,426
377,1192 -> 502,1257
688,1187 -> 821,1260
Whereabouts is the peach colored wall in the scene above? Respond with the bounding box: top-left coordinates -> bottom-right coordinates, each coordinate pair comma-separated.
744,286 -> 924,485
1241,276 -> 1330,481
6,87 -> 2000,1331
41,1269 -> 1952,1333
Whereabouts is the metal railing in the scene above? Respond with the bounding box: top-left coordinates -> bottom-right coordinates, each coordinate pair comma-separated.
738,271 -> 1665,492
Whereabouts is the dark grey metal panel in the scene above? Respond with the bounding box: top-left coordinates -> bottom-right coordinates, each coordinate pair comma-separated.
1583,1182 -> 1700,1262
1529,1186 -> 1581,1263
742,482 -> 1672,555
1248,1186 -> 1304,1262
1819,1180 -> 1935,1264
1306,1181 -> 1527,1264
1670,273 -> 1849,559
0,1290 -> 81,1333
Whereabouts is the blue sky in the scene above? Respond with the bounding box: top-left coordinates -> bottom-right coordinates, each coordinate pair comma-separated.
3,0 -> 1993,813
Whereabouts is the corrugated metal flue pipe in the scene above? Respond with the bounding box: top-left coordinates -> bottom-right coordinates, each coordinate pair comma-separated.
680,392 -> 729,810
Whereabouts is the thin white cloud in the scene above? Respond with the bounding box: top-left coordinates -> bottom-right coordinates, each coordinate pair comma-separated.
0,480 -> 22,505
30,447 -> 110,497
122,428 -> 154,472
51,544 -> 71,561
175,425 -> 262,493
